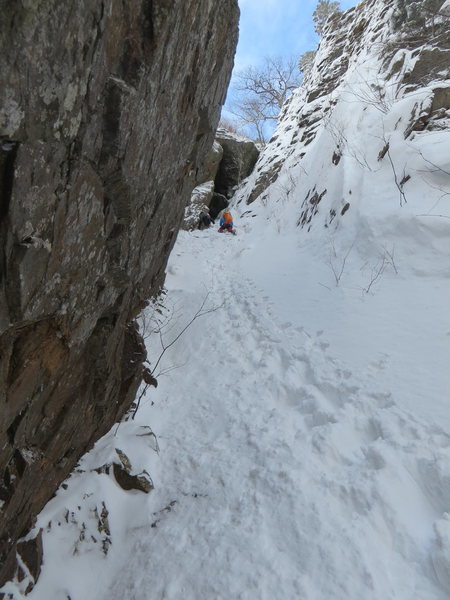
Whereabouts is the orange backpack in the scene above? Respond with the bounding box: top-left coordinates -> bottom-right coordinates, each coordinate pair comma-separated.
223,211 -> 232,224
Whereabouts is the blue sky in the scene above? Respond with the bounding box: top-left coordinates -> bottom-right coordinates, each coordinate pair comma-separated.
233,0 -> 360,73
223,0 -> 360,128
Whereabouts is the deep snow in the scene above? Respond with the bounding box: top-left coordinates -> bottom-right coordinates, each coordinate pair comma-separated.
2,0 -> 450,596
4,216 -> 450,600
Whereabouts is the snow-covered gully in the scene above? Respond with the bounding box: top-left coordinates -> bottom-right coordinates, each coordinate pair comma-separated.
12,225 -> 450,600
2,1 -> 450,597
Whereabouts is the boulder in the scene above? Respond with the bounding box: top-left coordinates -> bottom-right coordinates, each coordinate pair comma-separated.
197,141 -> 224,185
112,449 -> 154,494
16,531 -> 43,587
431,87 -> 450,113
210,193 -> 230,220
183,181 -> 215,230
215,129 -> 259,197
113,463 -> 153,493
406,48 -> 450,86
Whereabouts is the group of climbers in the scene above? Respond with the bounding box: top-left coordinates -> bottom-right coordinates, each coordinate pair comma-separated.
198,209 -> 235,235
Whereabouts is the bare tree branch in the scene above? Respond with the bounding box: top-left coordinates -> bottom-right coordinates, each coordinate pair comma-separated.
230,56 -> 300,142
131,292 -> 223,419
327,240 -> 355,286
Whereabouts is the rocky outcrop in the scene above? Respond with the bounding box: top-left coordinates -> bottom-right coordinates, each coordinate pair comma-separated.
197,141 -> 224,185
0,0 -> 238,586
184,129 -> 259,229
209,192 -> 230,220
215,129 -> 260,197
183,181 -> 215,229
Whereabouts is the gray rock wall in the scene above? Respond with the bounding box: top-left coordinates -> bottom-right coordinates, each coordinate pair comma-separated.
215,129 -> 260,197
0,0 -> 238,585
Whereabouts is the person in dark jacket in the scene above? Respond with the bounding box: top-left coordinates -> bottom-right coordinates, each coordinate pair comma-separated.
198,211 -> 212,230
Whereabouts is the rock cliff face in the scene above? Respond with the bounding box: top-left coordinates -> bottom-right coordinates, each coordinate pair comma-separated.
236,0 -> 450,211
0,0 -> 238,585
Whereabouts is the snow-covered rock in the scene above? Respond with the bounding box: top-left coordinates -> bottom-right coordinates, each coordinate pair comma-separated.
197,141 -> 224,186
215,128 -> 260,198
236,0 -> 450,215
183,181 -> 215,230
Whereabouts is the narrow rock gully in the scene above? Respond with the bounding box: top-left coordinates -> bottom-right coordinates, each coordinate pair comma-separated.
102,228 -> 450,600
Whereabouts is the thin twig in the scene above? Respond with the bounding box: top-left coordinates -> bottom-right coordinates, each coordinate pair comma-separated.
132,383 -> 150,420
364,255 -> 387,294
328,241 -> 355,286
382,244 -> 398,275
151,293 -> 222,376
413,148 -> 450,177
384,140 -> 407,206
416,213 -> 450,219
156,361 -> 188,378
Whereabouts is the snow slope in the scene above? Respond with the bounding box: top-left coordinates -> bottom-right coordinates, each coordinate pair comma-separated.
2,0 -> 450,597
232,0 -> 450,432
4,220 -> 450,600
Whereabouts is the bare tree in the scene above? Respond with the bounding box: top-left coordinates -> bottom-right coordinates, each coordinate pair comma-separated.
218,116 -> 243,136
231,97 -> 268,143
230,56 -> 300,143
313,0 -> 341,36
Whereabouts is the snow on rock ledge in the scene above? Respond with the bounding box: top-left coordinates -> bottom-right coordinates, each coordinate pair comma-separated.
235,0 -> 450,219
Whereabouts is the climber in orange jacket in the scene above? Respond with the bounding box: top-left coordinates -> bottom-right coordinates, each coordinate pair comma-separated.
218,210 -> 234,234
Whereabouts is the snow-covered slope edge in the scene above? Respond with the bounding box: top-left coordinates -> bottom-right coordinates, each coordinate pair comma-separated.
231,0 -> 450,423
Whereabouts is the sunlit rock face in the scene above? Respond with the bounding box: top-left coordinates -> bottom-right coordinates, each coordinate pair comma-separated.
0,0 -> 238,584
